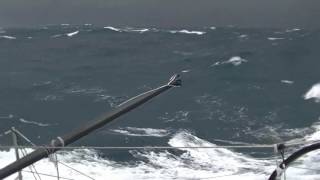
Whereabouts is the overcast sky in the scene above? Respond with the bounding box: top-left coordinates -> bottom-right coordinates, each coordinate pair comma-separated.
0,0 -> 319,28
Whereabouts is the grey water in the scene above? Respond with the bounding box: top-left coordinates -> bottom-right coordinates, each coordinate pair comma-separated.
0,25 -> 320,179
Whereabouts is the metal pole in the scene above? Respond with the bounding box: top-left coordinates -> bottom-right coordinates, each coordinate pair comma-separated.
0,74 -> 181,179
11,127 -> 23,180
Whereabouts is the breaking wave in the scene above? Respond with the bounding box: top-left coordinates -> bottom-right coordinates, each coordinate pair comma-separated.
3,127 -> 320,180
304,83 -> 320,102
109,127 -> 170,137
212,56 -> 248,67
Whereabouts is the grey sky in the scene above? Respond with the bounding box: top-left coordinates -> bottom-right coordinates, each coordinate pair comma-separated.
0,0 -> 319,28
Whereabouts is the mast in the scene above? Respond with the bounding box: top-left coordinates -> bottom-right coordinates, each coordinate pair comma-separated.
0,74 -> 181,179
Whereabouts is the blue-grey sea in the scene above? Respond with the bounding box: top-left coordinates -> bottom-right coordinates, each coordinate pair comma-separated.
1,25 -> 320,179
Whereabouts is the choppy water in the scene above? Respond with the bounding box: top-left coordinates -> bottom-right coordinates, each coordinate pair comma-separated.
1,24 -> 320,179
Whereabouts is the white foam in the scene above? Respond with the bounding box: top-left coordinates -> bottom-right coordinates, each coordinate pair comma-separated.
210,26 -> 217,30
18,118 -> 51,127
0,114 -> 14,119
267,37 -> 285,41
0,35 -> 16,40
2,128 -> 320,179
66,31 -> 79,37
286,28 -> 301,33
124,28 -> 149,33
181,69 -> 190,73
110,127 -> 170,137
239,34 -> 248,38
170,30 -> 206,35
51,34 -> 63,38
281,80 -> 294,84
61,24 -> 70,26
212,56 -> 248,67
304,83 -> 320,102
103,26 -> 122,32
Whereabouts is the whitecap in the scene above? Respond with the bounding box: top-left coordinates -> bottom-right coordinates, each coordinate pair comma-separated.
0,35 -> 16,40
267,37 -> 285,41
103,26 -> 122,32
0,114 -> 14,119
2,129 -> 320,179
286,28 -> 301,33
125,28 -> 149,33
170,30 -> 206,35
212,56 -> 248,67
19,118 -> 51,127
304,83 -> 320,102
239,34 -> 248,38
181,69 -> 190,73
61,24 -> 70,26
281,80 -> 294,84
51,34 -> 63,38
110,127 -> 170,137
66,31 -> 79,37
209,26 -> 217,30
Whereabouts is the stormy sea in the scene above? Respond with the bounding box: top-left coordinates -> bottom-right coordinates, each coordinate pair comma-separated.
0,24 -> 320,180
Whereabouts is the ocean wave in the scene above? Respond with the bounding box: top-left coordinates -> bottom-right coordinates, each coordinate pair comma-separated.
267,37 -> 285,41
286,28 -> 301,33
0,114 -> 14,119
0,35 -> 16,40
103,26 -> 122,32
212,56 -> 248,67
103,26 -> 149,33
281,80 -> 294,84
169,30 -> 206,35
18,118 -> 53,127
159,110 -> 190,123
64,86 -> 105,95
304,83 -> 320,102
67,31 -> 79,37
109,127 -> 170,137
2,129 -> 320,179
239,34 -> 248,38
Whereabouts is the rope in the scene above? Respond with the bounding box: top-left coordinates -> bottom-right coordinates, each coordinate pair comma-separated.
20,148 -> 41,180
172,173 -> 239,179
290,166 -> 320,172
58,161 -> 95,180
0,145 -> 276,150
22,170 -> 75,180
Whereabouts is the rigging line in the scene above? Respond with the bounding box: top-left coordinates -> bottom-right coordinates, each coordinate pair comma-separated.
173,173 -> 239,179
57,161 -> 95,180
285,139 -> 320,147
51,153 -> 60,180
290,166 -> 320,172
11,128 -> 36,146
20,149 -> 38,180
21,148 -> 42,180
22,170 -> 75,180
0,145 -> 276,150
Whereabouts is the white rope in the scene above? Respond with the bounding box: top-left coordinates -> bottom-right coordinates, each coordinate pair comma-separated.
0,145 -> 276,150
58,161 -> 95,180
22,170 -> 75,180
20,148 -> 42,180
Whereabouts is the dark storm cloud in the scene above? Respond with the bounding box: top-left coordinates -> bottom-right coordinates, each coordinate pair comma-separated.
0,0 -> 320,28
